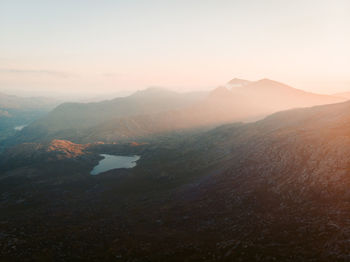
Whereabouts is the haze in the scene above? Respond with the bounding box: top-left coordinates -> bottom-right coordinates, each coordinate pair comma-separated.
1,0 -> 350,98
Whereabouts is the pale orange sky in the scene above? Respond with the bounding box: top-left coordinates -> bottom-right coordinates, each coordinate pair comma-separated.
0,0 -> 350,98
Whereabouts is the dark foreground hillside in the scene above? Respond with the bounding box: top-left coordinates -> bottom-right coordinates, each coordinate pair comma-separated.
2,101 -> 350,261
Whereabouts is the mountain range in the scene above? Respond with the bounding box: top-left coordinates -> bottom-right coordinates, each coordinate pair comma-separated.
11,78 -> 346,144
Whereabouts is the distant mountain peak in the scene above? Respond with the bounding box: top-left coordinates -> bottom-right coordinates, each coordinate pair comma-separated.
227,78 -> 251,87
254,78 -> 289,87
238,79 -> 299,94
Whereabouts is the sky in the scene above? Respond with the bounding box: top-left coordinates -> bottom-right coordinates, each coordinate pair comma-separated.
0,0 -> 350,98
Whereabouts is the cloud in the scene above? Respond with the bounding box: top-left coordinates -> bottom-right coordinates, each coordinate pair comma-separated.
0,68 -> 75,78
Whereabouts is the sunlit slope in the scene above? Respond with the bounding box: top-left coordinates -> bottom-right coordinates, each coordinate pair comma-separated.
147,100 -> 350,261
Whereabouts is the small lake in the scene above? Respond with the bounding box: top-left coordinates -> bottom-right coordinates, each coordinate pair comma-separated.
14,124 -> 27,131
91,154 -> 140,175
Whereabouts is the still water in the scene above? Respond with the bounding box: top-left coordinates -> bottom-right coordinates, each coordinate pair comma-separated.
14,124 -> 27,131
91,154 -> 140,175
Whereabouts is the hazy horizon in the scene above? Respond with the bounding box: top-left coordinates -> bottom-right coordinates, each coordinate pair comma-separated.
1,77 -> 347,101
1,0 -> 350,98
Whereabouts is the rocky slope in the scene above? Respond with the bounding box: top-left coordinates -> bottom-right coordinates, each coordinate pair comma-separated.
98,100 -> 350,260
2,100 -> 350,261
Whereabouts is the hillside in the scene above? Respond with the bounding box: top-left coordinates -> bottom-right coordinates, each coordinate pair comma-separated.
3,100 -> 350,260
107,100 -> 350,260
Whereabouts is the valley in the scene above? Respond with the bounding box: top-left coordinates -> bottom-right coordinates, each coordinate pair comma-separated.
0,92 -> 61,150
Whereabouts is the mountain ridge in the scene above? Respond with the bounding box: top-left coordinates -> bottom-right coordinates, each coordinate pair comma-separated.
8,78 -> 347,145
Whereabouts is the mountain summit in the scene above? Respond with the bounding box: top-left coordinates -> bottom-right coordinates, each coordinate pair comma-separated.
226,78 -> 251,87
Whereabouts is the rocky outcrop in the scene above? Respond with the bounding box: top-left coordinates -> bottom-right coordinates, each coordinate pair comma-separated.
47,139 -> 86,158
